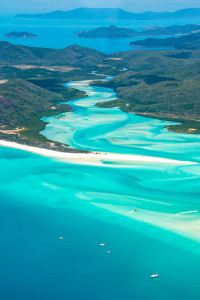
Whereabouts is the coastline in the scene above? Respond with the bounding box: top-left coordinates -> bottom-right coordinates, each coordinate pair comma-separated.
0,139 -> 196,166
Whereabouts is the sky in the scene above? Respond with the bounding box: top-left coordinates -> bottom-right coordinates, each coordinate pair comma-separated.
1,0 -> 200,14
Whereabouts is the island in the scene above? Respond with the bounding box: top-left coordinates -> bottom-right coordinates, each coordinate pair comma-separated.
15,7 -> 200,20
75,25 -> 139,38
75,24 -> 200,39
139,24 -> 200,36
3,32 -> 37,38
130,31 -> 200,50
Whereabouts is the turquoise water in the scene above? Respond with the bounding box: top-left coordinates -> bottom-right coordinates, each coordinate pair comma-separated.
1,147 -> 200,299
42,78 -> 200,163
1,75 -> 200,299
0,16 -> 200,52
1,15 -> 200,299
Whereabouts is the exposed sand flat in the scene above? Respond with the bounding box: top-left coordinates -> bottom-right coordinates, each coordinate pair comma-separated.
105,57 -> 123,61
14,65 -> 77,72
45,66 -> 78,72
14,65 -> 40,70
0,127 -> 24,134
0,140 -> 196,166
0,80 -> 8,84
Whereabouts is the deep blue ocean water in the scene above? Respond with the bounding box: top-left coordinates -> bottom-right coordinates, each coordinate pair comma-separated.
1,15 -> 200,299
0,15 -> 200,52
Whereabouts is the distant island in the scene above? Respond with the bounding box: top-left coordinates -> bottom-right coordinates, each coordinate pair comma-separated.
15,7 -> 200,20
130,31 -> 200,50
75,25 -> 139,38
139,24 -> 200,36
4,32 -> 37,38
75,24 -> 200,38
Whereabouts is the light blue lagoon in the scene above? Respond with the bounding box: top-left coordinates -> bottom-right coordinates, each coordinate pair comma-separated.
1,76 -> 200,299
42,78 -> 200,163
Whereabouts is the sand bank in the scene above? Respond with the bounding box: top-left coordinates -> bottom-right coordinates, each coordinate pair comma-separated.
0,140 -> 196,166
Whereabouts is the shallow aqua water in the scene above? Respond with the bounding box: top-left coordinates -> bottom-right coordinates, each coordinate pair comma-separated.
0,147 -> 200,299
1,16 -> 200,298
1,76 -> 200,299
42,79 -> 200,163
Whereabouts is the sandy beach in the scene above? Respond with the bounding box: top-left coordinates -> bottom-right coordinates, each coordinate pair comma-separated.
0,140 -> 195,166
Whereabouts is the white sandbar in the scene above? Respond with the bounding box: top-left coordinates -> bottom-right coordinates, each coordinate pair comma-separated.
0,140 -> 196,166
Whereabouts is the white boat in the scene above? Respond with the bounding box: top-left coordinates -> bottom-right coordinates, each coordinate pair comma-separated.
100,243 -> 105,246
150,274 -> 159,278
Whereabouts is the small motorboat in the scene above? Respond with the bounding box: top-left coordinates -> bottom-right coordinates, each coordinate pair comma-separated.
59,237 -> 64,240
100,243 -> 105,247
107,251 -> 111,254
150,274 -> 159,278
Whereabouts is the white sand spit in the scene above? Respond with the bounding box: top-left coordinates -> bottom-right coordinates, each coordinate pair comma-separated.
0,140 -> 196,166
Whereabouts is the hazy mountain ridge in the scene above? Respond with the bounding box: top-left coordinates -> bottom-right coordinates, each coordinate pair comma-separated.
75,24 -> 200,38
15,7 -> 200,20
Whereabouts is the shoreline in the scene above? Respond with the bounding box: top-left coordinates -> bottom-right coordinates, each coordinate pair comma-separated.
0,139 -> 196,166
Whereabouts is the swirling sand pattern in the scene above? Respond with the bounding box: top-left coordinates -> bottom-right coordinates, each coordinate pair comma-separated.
1,78 -> 200,299
42,79 -> 200,162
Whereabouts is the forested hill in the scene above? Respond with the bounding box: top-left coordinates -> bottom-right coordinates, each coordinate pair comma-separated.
139,24 -> 200,36
0,42 -> 106,67
75,25 -> 139,38
130,31 -> 200,50
0,79 -> 63,126
2,40 -> 200,135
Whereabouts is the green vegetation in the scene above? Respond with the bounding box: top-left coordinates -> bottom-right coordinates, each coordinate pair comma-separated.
29,78 -> 84,101
2,40 -> 200,143
0,78 -> 72,148
92,49 -> 200,133
0,42 -> 106,67
0,78 -> 65,126
75,25 -> 139,38
130,31 -> 200,50
0,66 -> 97,150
